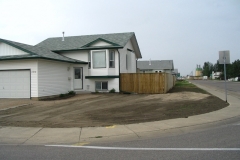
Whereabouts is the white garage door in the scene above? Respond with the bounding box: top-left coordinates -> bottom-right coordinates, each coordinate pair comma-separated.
0,70 -> 30,98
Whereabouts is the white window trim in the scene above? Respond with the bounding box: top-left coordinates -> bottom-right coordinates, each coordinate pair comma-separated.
109,50 -> 115,68
95,81 -> 108,91
88,52 -> 91,69
92,50 -> 107,69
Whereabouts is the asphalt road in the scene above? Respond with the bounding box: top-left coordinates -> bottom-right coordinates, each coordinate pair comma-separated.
0,116 -> 240,160
190,80 -> 240,98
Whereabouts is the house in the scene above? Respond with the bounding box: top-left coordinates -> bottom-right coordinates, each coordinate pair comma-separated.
0,32 -> 142,99
211,71 -> 222,79
137,60 -> 174,73
172,69 -> 180,77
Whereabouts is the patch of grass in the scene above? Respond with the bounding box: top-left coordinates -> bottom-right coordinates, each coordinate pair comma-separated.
169,80 -> 209,94
175,80 -> 195,87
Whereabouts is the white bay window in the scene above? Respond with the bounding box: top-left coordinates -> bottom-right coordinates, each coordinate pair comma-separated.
92,50 -> 106,68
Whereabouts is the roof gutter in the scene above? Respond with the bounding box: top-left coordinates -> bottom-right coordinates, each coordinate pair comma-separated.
52,46 -> 124,52
0,57 -> 88,64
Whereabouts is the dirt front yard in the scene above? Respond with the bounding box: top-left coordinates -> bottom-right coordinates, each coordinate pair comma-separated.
0,83 -> 228,128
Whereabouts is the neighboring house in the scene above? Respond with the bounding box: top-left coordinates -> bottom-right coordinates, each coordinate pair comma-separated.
211,71 -> 222,79
137,60 -> 174,73
172,69 -> 179,76
0,32 -> 142,99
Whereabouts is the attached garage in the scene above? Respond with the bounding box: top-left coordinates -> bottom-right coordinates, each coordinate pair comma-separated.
0,38 -> 87,99
0,70 -> 30,98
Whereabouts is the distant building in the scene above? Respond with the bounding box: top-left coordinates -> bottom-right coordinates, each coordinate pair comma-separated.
137,60 -> 174,73
195,64 -> 202,76
211,71 -> 222,79
172,69 -> 180,77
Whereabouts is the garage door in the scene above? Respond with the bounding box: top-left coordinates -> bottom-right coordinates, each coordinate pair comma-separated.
0,70 -> 30,98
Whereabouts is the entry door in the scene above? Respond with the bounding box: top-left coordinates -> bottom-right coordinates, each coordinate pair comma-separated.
73,68 -> 83,89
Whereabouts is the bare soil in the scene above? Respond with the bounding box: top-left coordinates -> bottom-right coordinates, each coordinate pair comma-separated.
0,86 -> 228,128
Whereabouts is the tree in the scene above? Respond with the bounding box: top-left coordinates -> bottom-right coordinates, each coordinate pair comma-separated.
213,60 -> 224,72
202,62 -> 213,77
214,59 -> 240,79
231,59 -> 240,77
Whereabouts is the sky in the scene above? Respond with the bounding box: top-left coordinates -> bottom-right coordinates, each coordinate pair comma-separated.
0,0 -> 239,76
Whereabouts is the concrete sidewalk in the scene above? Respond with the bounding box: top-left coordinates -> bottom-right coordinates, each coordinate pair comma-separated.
0,84 -> 239,145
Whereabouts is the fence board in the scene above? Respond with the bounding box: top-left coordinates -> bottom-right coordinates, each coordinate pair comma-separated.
120,73 -> 175,94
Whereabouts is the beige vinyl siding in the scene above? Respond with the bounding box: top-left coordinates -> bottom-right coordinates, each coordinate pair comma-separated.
0,42 -> 29,56
91,41 -> 113,47
108,49 -> 119,75
119,40 -> 136,73
127,50 -> 136,73
38,60 -> 71,97
59,50 -> 88,62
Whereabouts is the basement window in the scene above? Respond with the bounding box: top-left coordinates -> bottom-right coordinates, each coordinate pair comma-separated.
95,81 -> 108,91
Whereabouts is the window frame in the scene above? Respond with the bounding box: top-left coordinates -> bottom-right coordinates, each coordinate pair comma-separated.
95,81 -> 108,91
109,50 -> 115,68
88,52 -> 91,69
92,50 -> 107,69
74,68 -> 81,79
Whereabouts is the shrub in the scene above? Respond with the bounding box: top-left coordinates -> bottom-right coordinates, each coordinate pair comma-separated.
109,88 -> 116,93
68,91 -> 76,95
59,94 -> 65,98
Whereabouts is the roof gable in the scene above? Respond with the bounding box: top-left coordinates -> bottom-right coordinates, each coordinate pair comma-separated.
82,38 -> 121,48
0,42 -> 30,57
35,32 -> 142,59
0,38 -> 87,64
0,39 -> 36,56
35,32 -> 135,51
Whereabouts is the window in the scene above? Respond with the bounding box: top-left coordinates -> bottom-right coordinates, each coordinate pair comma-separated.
88,52 -> 91,69
74,68 -> 81,79
109,50 -> 115,68
95,81 -> 108,90
92,50 -> 106,68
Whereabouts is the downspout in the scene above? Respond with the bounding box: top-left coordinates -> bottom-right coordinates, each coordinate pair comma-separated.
117,49 -> 121,92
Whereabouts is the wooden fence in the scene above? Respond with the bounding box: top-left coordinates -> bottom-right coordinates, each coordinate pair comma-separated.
120,73 -> 176,94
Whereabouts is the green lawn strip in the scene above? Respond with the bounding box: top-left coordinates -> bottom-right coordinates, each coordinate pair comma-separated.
175,80 -> 196,87
169,80 -> 209,94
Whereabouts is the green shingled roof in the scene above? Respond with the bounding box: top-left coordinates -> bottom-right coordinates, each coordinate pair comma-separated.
35,32 -> 135,51
0,38 -> 87,64
137,60 -> 174,70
